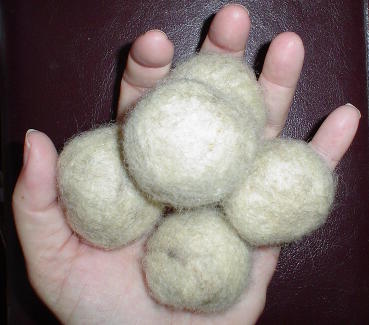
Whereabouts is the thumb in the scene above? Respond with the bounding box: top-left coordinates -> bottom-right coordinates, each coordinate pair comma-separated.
12,130 -> 72,265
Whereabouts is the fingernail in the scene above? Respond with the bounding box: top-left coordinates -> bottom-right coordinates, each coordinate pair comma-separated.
345,103 -> 361,118
23,129 -> 37,166
145,29 -> 168,39
225,3 -> 249,15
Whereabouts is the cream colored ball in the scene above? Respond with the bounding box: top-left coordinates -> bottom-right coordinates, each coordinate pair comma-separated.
122,78 -> 259,208
143,208 -> 252,312
57,124 -> 163,249
169,53 -> 266,132
223,139 -> 335,246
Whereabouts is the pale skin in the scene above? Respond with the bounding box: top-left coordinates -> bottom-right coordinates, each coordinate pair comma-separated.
12,4 -> 360,325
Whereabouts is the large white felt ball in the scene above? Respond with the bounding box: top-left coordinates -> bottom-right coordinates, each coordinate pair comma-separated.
223,139 -> 335,246
169,53 -> 266,132
57,125 -> 163,250
122,78 -> 259,208
143,208 -> 252,313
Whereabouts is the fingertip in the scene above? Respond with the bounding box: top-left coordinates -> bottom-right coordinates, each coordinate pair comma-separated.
262,32 -> 305,88
131,30 -> 174,68
118,30 -> 175,114
23,129 -> 35,166
309,104 -> 360,170
343,103 -> 361,119
145,29 -> 169,39
224,3 -> 249,13
24,129 -> 58,171
202,3 -> 250,56
328,104 -> 361,139
15,129 -> 58,210
221,3 -> 250,20
321,104 -> 361,134
273,31 -> 304,51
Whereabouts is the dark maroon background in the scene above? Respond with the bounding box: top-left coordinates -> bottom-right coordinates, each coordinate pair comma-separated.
2,1 -> 368,324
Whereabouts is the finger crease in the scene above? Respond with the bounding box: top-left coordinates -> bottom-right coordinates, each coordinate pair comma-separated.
130,53 -> 170,69
122,74 -> 151,91
308,142 -> 338,169
206,35 -> 245,56
259,72 -> 296,91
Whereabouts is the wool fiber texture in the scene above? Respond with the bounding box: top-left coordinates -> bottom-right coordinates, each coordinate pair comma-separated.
143,208 -> 252,313
122,78 -> 259,208
169,53 -> 266,133
57,124 -> 163,249
223,139 -> 335,246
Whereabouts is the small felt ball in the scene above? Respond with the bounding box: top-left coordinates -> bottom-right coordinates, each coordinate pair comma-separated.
169,53 -> 266,133
57,124 -> 163,250
143,208 -> 252,313
223,139 -> 336,246
122,78 -> 259,208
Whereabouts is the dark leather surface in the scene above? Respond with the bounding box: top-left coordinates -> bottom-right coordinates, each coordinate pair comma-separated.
2,0 -> 369,324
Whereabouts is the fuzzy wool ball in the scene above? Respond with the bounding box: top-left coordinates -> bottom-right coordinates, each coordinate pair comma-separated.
143,208 -> 251,313
122,78 -> 259,208
57,125 -> 163,249
169,53 -> 266,133
223,139 -> 335,246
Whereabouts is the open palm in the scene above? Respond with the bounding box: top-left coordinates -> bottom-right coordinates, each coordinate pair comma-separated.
12,5 -> 359,325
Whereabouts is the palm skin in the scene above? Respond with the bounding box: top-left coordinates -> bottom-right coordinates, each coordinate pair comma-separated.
12,5 -> 360,325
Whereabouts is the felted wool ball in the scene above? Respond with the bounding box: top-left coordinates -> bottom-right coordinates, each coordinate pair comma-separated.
122,78 -> 259,208
223,139 -> 335,246
143,208 -> 252,313
169,53 -> 266,133
57,124 -> 163,250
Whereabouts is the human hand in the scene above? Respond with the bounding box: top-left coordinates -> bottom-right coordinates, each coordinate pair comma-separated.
12,4 -> 360,325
